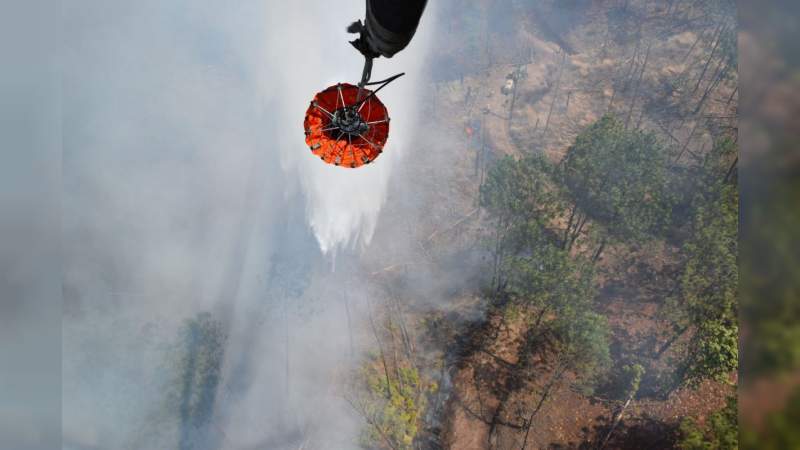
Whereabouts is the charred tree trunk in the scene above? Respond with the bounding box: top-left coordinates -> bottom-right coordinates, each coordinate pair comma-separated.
521,364 -> 567,450
491,216 -> 509,296
598,382 -> 641,450
391,294 -> 414,360
570,214 -> 588,250
543,51 -> 566,139
724,156 -> 738,183
367,296 -> 393,398
562,204 -> 579,249
607,86 -> 617,114
387,313 -> 405,392
508,66 -> 522,126
625,41 -> 652,129
681,27 -> 705,64
592,238 -> 608,264
343,291 -> 355,359
622,36 -> 642,91
695,57 -> 730,114
726,85 -> 738,106
656,325 -> 689,358
675,119 -> 701,163
692,24 -> 725,95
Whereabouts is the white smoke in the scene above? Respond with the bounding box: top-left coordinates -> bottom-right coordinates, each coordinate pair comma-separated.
62,1 -> 434,449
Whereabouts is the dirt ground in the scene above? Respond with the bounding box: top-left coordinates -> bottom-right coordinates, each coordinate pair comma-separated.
361,1 -> 737,448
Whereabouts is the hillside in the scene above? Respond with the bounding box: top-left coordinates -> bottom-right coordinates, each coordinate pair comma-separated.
351,1 -> 738,449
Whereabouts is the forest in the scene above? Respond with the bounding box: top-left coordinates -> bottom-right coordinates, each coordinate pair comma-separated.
153,0 -> 742,448
344,0 -> 740,448
58,0 -> 762,449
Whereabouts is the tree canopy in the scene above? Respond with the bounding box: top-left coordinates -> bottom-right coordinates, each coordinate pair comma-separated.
481,153 -> 610,390
561,115 -> 672,250
679,395 -> 737,450
666,169 -> 738,387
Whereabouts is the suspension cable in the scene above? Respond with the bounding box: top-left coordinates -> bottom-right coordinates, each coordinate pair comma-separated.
356,56 -> 373,103
355,72 -> 405,110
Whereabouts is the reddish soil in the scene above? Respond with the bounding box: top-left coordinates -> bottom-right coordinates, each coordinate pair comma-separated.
372,1 -> 739,448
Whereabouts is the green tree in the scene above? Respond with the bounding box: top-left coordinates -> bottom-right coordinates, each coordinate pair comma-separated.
481,151 -> 612,370
561,115 -> 671,260
679,395 -> 738,450
504,231 -> 592,312
481,155 -> 559,227
666,137 -> 737,234
552,308 -> 612,390
165,312 -> 227,450
348,359 -> 434,450
504,237 -> 611,395
521,307 -> 611,449
610,363 -> 646,401
741,175 -> 800,376
663,179 -> 737,387
481,154 -> 562,293
700,137 -> 738,186
481,154 -> 611,449
741,386 -> 800,450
